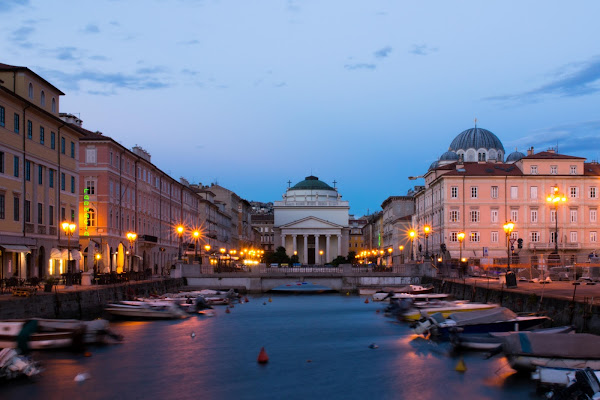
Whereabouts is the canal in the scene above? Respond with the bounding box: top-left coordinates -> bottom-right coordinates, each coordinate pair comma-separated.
3,294 -> 538,399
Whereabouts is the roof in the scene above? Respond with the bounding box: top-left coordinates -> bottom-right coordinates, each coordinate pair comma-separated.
584,163 -> 600,176
0,63 -> 65,95
506,151 -> 526,162
442,162 -> 523,177
449,127 -> 505,152
521,151 -> 586,160
289,175 -> 335,191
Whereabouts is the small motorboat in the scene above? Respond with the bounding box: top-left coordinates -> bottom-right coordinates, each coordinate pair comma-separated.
372,285 -> 434,301
401,301 -> 499,322
413,307 -> 551,340
501,332 -> 600,372
533,367 -> 600,399
270,282 -> 334,293
104,301 -> 189,320
0,348 -> 41,380
450,325 -> 575,351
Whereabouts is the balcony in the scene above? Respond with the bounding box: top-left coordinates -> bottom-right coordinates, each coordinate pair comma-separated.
139,234 -> 158,243
529,243 -> 582,250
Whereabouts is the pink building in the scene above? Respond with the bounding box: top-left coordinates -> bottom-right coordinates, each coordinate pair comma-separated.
413,126 -> 600,267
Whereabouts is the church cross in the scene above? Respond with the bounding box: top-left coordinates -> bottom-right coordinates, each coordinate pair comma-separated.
333,180 -> 337,188
287,180 -> 291,188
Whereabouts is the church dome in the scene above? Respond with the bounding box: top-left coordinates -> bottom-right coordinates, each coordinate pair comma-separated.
506,150 -> 526,163
289,175 -> 334,191
439,150 -> 459,161
428,160 -> 439,171
449,127 -> 505,153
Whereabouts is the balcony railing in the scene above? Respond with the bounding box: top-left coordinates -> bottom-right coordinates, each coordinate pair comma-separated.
529,243 -> 582,250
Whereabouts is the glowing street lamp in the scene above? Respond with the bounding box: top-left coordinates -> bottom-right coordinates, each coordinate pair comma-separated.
192,230 -> 200,263
546,185 -> 567,255
399,245 -> 405,264
457,232 -> 465,266
126,232 -> 137,271
95,253 -> 101,275
176,225 -> 185,260
409,230 -> 416,261
424,225 -> 431,259
62,221 -> 77,286
319,249 -> 324,265
503,221 -> 515,271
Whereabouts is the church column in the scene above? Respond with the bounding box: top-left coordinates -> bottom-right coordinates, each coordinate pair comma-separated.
337,234 -> 342,258
303,235 -> 308,265
325,235 -> 331,263
281,234 -> 286,249
315,234 -> 320,265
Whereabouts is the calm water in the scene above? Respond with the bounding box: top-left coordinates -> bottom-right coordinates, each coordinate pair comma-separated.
3,294 -> 539,400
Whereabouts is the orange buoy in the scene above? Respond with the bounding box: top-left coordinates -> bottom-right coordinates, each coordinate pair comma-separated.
257,347 -> 269,363
225,308 -> 231,314
365,298 -> 370,304
230,304 -> 235,308
268,298 -> 272,303
245,297 -> 249,302
455,357 -> 467,372
84,351 -> 92,357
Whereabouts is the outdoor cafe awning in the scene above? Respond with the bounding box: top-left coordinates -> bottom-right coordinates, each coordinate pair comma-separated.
1,245 -> 31,253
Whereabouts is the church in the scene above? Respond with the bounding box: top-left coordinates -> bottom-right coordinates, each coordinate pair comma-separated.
273,176 -> 350,264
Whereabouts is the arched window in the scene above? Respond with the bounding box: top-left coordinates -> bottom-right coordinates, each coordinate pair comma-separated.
478,152 -> 486,162
40,90 -> 45,106
51,98 -> 56,113
28,83 -> 34,99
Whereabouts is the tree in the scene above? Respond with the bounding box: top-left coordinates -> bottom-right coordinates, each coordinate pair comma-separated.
347,251 -> 356,264
290,254 -> 300,265
330,256 -> 347,267
265,246 -> 290,265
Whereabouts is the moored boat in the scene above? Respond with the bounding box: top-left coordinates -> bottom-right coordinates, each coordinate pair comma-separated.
401,301 -> 499,322
0,348 -> 41,380
450,325 -> 575,351
270,282 -> 334,293
105,300 -> 189,320
372,285 -> 434,301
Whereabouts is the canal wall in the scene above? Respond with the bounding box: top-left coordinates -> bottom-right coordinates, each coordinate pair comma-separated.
0,279 -> 185,320
428,278 -> 600,334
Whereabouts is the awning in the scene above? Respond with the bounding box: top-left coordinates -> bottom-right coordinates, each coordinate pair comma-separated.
70,250 -> 82,261
1,245 -> 31,253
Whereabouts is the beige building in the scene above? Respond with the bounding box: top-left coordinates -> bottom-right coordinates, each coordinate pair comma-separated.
0,63 -> 83,280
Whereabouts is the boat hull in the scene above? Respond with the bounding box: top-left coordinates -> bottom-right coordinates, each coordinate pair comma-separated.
402,303 -> 498,322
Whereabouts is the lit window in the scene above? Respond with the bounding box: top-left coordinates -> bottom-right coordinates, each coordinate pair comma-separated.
449,210 -> 459,222
469,232 -> 480,242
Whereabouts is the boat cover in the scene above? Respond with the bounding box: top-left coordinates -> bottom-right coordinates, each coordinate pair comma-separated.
448,307 -> 517,325
502,332 -> 600,359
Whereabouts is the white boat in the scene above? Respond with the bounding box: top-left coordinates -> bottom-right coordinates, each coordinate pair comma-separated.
105,301 -> 189,319
451,325 -> 575,351
372,285 -> 435,301
0,348 -> 41,380
0,318 -> 120,351
401,301 -> 499,322
532,367 -> 600,399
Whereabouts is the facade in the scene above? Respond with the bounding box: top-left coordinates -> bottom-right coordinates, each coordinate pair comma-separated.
0,63 -> 84,280
414,125 -> 600,266
348,215 -> 367,257
251,213 -> 275,252
381,196 -> 415,265
191,185 -> 234,260
273,176 -> 350,264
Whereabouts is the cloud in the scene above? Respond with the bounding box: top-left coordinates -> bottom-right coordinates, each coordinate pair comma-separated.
274,82 -> 286,88
374,46 -> 392,59
10,26 -> 34,42
409,44 -> 438,56
56,47 -> 79,61
506,120 -> 600,155
83,24 -> 100,34
89,55 -> 109,61
177,39 -> 199,45
344,63 -> 376,71
487,57 -> 600,103
0,0 -> 29,13
135,66 -> 167,74
39,68 -> 170,93
286,0 -> 301,13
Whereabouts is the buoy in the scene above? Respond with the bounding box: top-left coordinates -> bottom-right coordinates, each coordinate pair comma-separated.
346,292 -> 350,296
257,347 -> 269,363
369,343 -> 378,349
376,309 -> 380,313
191,332 -> 196,338
244,297 -> 249,302
230,304 -> 235,308
268,298 -> 272,303
455,358 -> 467,373
365,298 -> 369,304
225,308 -> 231,314
307,359 -> 312,363
263,302 -> 267,305
83,351 -> 92,357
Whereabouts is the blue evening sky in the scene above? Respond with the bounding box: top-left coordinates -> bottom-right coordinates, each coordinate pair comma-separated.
2,1 -> 600,216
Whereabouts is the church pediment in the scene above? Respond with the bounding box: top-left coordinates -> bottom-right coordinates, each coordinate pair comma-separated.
281,216 -> 343,229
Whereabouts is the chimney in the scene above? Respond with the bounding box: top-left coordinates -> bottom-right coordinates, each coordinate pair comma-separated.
547,148 -> 555,154
527,146 -> 534,156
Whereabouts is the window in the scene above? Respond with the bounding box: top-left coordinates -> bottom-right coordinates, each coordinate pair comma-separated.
592,232 -> 597,243
551,209 -> 556,223
570,209 -> 577,223
570,187 -> 578,198
478,152 -> 486,162
450,186 -> 459,198
85,148 -> 97,164
49,205 -> 54,226
39,126 -> 45,144
24,200 -> 30,223
49,169 -> 54,188
61,173 -> 65,190
531,209 -> 538,223
61,207 -> 65,221
25,160 -> 31,181
0,152 -> 4,173
491,231 -> 498,243
70,141 -> 75,158
51,98 -> 56,113
37,203 -> 43,224
40,90 -> 45,106
570,165 -> 577,175
550,165 -> 557,175
531,232 -> 540,242
13,197 -> 19,221
510,186 -> 518,199
470,210 -> 480,222
530,186 -> 538,199
70,176 -> 75,193
470,232 -> 480,242
86,208 -> 96,227
491,186 -> 498,199
38,165 -> 43,185
591,187 -> 598,199
110,152 -> 113,165
13,113 -> 19,133
570,231 -> 577,243
471,187 -> 478,198
61,137 -> 65,154
449,232 -> 458,242
28,83 -> 33,98
0,194 -> 4,219
511,209 -> 518,222
0,105 -> 4,127
27,120 -> 32,139
50,132 -> 55,149
86,180 -> 95,195
530,165 -> 538,174
511,232 -> 518,240
450,210 -> 460,222
591,209 -> 597,223
491,209 -> 498,223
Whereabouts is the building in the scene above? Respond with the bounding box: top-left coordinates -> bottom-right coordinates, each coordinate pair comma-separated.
251,213 -> 275,252
273,176 -> 350,264
413,124 -> 600,266
348,215 -> 368,256
381,196 -> 415,265
0,63 -> 84,280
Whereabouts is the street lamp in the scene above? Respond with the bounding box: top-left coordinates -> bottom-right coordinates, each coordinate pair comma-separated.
176,225 -> 185,260
457,231 -> 465,264
409,230 -> 416,261
424,225 -> 431,259
95,253 -> 101,274
192,230 -> 200,263
503,221 -> 515,271
387,247 -> 392,266
399,245 -> 404,264
319,250 -> 324,265
61,221 -> 76,286
546,186 -> 567,256
126,232 -> 137,272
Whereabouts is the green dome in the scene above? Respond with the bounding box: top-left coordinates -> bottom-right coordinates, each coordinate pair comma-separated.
290,176 -> 334,191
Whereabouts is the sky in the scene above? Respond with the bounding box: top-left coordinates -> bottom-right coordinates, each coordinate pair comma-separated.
2,0 -> 600,216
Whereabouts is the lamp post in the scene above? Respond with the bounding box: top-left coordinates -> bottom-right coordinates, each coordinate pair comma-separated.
126,232 -> 137,272
319,250 -> 324,265
192,230 -> 200,264
61,221 -> 76,286
387,247 -> 393,266
457,232 -> 465,278
546,186 -> 567,257
399,245 -> 404,264
424,225 -> 431,259
503,221 -> 515,271
204,244 -> 211,266
95,253 -> 101,275
219,247 -> 226,271
409,230 -> 416,261
176,225 -> 184,260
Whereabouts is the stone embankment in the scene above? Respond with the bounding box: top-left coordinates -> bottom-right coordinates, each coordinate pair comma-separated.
428,278 -> 600,334
0,279 -> 184,320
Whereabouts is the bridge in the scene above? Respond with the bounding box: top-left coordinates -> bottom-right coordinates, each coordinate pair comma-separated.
173,263 -> 437,293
